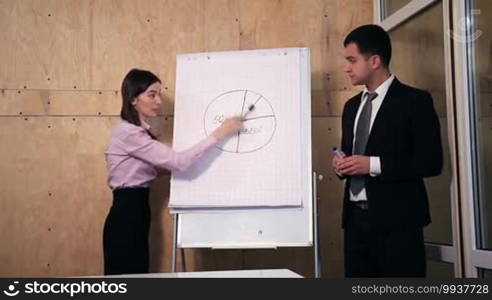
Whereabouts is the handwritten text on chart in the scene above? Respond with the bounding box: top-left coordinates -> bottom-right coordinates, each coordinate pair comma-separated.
213,114 -> 263,134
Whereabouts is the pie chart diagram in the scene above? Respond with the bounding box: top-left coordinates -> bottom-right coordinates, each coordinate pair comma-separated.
204,89 -> 277,153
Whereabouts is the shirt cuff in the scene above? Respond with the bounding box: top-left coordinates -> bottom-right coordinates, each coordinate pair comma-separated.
369,156 -> 381,177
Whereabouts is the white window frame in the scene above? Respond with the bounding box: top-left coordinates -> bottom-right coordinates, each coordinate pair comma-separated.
375,0 -> 439,30
451,0 -> 492,277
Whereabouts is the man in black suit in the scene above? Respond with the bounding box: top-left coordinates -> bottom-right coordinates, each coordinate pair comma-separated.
332,24 -> 443,277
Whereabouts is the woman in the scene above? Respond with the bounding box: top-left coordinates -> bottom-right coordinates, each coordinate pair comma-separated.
103,68 -> 242,275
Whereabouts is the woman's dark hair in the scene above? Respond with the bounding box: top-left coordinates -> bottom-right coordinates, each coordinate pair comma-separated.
344,24 -> 392,67
120,68 -> 161,139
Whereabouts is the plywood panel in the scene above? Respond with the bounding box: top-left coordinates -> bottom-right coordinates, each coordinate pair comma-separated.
0,89 -> 198,117
312,90 -> 363,116
238,0 -> 324,48
91,0 -> 166,90
312,117 -> 345,277
0,117 -> 115,276
321,0 -> 373,91
0,116 -> 175,276
239,0 -> 326,91
204,0 -> 240,51
0,90 -> 47,116
0,0 -> 16,88
0,90 -> 121,116
1,0 -> 91,90
48,91 -> 121,116
91,0 -> 206,91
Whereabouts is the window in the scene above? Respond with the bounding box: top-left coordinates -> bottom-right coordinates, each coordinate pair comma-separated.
382,0 -> 413,18
468,0 -> 492,251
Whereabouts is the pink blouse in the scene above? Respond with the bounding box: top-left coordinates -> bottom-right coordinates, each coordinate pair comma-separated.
105,120 -> 218,189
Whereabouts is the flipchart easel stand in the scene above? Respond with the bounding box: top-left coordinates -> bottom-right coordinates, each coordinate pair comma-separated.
171,171 -> 323,278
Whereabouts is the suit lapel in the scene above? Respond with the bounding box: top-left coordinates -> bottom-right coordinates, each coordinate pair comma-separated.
366,78 -> 402,152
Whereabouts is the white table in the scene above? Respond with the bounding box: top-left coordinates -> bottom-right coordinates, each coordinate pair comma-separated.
99,269 -> 302,278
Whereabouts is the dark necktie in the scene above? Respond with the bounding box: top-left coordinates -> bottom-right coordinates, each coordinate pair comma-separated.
350,92 -> 378,196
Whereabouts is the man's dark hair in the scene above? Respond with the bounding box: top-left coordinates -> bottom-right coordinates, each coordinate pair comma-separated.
344,24 -> 392,67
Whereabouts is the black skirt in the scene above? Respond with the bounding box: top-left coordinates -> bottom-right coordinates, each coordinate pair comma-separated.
103,187 -> 150,275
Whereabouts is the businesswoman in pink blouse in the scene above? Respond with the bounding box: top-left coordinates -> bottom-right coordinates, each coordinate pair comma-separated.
104,68 -> 243,275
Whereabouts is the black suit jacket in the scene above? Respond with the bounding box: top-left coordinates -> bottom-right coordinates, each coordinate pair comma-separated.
340,78 -> 443,229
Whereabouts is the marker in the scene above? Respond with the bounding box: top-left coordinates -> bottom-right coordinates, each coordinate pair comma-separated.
242,104 -> 255,119
332,147 -> 345,158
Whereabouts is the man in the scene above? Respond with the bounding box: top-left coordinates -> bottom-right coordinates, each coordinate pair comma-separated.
333,24 -> 443,277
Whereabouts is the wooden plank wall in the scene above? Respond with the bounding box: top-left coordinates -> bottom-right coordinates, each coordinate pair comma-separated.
0,0 -> 372,277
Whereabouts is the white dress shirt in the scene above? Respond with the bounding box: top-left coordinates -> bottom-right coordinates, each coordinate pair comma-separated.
350,74 -> 395,201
